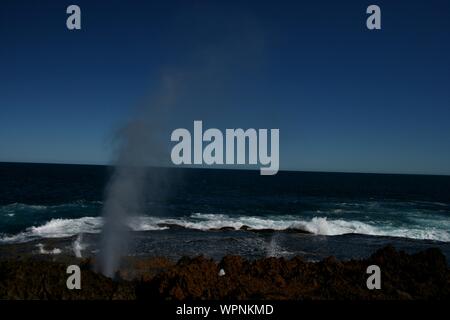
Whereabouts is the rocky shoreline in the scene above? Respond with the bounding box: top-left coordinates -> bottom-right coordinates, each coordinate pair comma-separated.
0,245 -> 449,300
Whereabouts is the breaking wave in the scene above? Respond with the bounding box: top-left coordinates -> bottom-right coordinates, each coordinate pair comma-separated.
1,212 -> 449,243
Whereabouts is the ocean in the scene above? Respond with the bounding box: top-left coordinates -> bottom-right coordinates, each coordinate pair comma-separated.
0,162 -> 449,262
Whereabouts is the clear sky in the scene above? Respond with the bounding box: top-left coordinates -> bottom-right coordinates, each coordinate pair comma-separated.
1,0 -> 449,175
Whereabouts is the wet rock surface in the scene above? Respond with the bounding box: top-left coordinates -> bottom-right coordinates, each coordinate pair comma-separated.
0,246 -> 449,300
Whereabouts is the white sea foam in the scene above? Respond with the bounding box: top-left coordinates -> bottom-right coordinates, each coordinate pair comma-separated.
36,243 -> 62,255
0,217 -> 103,243
0,212 -> 449,243
30,217 -> 103,237
291,217 -> 380,235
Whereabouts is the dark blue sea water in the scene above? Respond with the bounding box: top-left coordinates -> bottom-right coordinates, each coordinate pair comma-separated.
0,162 -> 449,262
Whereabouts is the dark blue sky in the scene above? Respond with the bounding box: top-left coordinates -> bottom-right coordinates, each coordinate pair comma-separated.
1,0 -> 449,175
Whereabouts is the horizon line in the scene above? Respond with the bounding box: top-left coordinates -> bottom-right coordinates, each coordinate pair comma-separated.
0,160 -> 449,178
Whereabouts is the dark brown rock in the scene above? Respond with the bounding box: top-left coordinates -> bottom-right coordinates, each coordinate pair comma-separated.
1,246 -> 449,300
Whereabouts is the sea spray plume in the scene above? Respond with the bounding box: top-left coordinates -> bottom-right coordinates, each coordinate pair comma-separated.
97,5 -> 266,277
97,167 -> 145,277
97,80 -> 178,278
73,233 -> 85,258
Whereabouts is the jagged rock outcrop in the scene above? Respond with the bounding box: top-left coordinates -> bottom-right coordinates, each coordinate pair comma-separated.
1,246 -> 449,300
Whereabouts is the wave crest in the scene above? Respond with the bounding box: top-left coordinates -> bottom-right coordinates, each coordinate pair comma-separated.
1,212 -> 448,243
